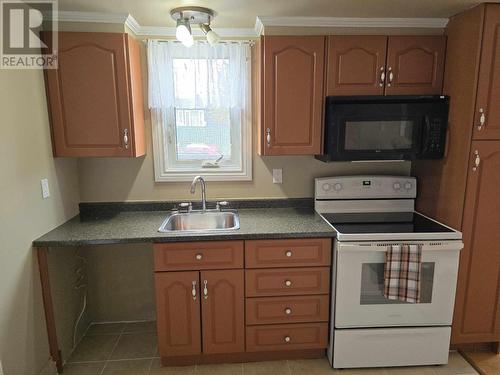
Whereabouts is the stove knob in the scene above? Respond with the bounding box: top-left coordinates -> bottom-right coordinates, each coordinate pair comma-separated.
393,182 -> 401,190
321,183 -> 331,192
404,181 -> 413,190
333,183 -> 343,191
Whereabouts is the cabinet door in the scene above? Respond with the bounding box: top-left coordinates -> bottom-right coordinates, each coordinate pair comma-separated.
385,36 -> 446,95
44,32 -> 140,157
262,36 -> 325,155
200,270 -> 245,354
326,36 -> 387,95
452,141 -> 500,343
155,272 -> 201,357
474,5 -> 500,140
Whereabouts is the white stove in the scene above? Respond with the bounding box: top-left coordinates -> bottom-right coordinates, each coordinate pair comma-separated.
314,176 -> 463,369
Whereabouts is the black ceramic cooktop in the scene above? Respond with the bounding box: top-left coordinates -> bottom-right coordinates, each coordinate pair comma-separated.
322,212 -> 454,234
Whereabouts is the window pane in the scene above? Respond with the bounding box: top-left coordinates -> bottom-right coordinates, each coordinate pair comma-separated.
175,108 -> 232,161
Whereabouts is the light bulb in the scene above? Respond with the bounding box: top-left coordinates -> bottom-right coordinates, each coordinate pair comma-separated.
206,30 -> 220,45
176,19 -> 191,43
182,33 -> 194,47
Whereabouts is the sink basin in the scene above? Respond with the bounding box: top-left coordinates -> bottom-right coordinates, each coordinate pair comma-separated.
158,210 -> 240,233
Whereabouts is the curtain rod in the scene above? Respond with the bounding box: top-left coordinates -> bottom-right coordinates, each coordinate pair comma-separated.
143,39 -> 255,46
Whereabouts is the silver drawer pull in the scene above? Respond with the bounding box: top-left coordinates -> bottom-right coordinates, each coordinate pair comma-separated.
285,250 -> 292,257
191,281 -> 197,300
195,254 -> 203,260
123,129 -> 129,149
284,308 -> 292,315
284,280 -> 292,287
203,280 -> 208,299
284,336 -> 291,343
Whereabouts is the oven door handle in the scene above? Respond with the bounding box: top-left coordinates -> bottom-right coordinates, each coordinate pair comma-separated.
337,242 -> 463,252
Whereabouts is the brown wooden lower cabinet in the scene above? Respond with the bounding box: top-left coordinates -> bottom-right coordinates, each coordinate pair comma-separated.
154,238 -> 332,365
155,272 -> 202,357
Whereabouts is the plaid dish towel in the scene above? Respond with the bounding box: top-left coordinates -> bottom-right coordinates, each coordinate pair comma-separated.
384,244 -> 423,303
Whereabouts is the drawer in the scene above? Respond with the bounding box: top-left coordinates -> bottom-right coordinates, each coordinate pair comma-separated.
246,323 -> 328,352
245,238 -> 331,268
245,267 -> 330,297
154,241 -> 244,271
246,295 -> 329,325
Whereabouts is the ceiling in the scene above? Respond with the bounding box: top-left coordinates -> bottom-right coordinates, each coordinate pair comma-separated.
57,0 -> 492,28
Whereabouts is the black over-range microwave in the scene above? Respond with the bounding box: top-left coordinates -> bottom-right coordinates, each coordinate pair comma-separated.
316,95 -> 449,162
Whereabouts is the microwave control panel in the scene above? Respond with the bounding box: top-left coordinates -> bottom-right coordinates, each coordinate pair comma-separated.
419,117 -> 447,159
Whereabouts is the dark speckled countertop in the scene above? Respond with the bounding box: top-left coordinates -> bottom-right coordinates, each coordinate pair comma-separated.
32,207 -> 336,247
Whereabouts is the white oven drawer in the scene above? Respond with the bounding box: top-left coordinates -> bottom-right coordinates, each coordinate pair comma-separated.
333,326 -> 451,368
335,241 -> 462,328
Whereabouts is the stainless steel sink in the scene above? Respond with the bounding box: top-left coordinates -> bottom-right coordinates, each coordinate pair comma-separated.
158,210 -> 240,233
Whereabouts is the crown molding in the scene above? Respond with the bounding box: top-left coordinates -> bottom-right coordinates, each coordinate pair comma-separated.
54,10 -> 257,37
255,16 -> 448,34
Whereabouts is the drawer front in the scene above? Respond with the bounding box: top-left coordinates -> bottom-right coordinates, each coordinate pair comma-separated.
154,241 -> 244,271
246,323 -> 328,352
245,267 -> 330,297
245,238 -> 331,268
246,295 -> 329,325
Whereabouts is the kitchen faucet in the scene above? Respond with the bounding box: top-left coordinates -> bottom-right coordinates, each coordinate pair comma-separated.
190,175 -> 207,211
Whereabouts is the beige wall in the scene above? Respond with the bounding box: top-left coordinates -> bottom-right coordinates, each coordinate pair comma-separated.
0,70 -> 80,375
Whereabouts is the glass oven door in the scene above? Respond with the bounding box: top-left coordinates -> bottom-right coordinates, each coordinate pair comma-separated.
334,241 -> 462,328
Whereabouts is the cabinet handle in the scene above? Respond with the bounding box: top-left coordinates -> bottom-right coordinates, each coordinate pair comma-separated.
285,250 -> 292,258
266,128 -> 271,147
192,281 -> 197,300
123,129 -> 129,149
472,150 -> 480,172
203,280 -> 208,299
284,307 -> 292,315
379,67 -> 385,87
387,67 -> 393,86
478,108 -> 486,131
284,279 -> 292,287
284,336 -> 291,343
195,254 -> 203,260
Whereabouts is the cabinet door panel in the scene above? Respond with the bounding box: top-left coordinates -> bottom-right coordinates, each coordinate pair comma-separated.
452,141 -> 500,343
201,270 -> 245,354
385,36 -> 445,95
474,5 -> 500,140
262,36 -> 325,155
327,36 -> 387,95
155,272 -> 201,357
43,32 -> 143,157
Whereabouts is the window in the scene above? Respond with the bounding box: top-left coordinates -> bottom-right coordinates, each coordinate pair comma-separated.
147,40 -> 252,181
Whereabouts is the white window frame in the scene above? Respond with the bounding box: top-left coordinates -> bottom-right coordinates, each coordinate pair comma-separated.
150,42 -> 252,182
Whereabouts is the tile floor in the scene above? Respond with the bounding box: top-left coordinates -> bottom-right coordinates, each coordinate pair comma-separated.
65,322 -> 479,375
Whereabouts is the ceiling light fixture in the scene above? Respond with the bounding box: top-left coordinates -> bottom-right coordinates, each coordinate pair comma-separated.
170,6 -> 220,47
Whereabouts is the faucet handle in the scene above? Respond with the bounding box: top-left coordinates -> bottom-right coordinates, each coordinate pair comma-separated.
216,201 -> 230,211
178,202 -> 192,212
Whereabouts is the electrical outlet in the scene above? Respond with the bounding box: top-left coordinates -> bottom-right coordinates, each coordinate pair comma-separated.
40,178 -> 50,199
272,169 -> 283,184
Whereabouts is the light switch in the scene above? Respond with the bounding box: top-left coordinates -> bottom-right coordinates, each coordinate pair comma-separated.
41,178 -> 50,199
272,169 -> 283,184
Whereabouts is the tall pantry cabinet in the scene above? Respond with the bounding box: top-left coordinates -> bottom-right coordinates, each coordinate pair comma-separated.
412,3 -> 500,346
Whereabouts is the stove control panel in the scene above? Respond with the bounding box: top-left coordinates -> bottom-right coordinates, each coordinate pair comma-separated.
315,176 -> 417,200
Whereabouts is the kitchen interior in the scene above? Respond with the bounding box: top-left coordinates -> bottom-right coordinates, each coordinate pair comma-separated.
1,1 -> 500,375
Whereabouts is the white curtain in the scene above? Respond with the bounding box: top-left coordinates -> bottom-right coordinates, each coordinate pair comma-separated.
147,40 -> 250,110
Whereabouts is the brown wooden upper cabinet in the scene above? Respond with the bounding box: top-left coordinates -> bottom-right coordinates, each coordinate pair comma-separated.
327,35 -> 446,96
43,32 -> 146,157
473,5 -> 500,140
260,36 -> 325,155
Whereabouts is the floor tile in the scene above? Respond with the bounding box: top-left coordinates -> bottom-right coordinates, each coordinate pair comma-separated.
462,351 -> 500,374
243,360 -> 289,375
102,359 -> 152,375
289,358 -> 332,375
62,362 -> 106,375
68,335 -> 120,362
148,359 -> 195,375
110,332 -> 158,360
196,363 -> 243,375
86,322 -> 125,335
123,321 -> 157,334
